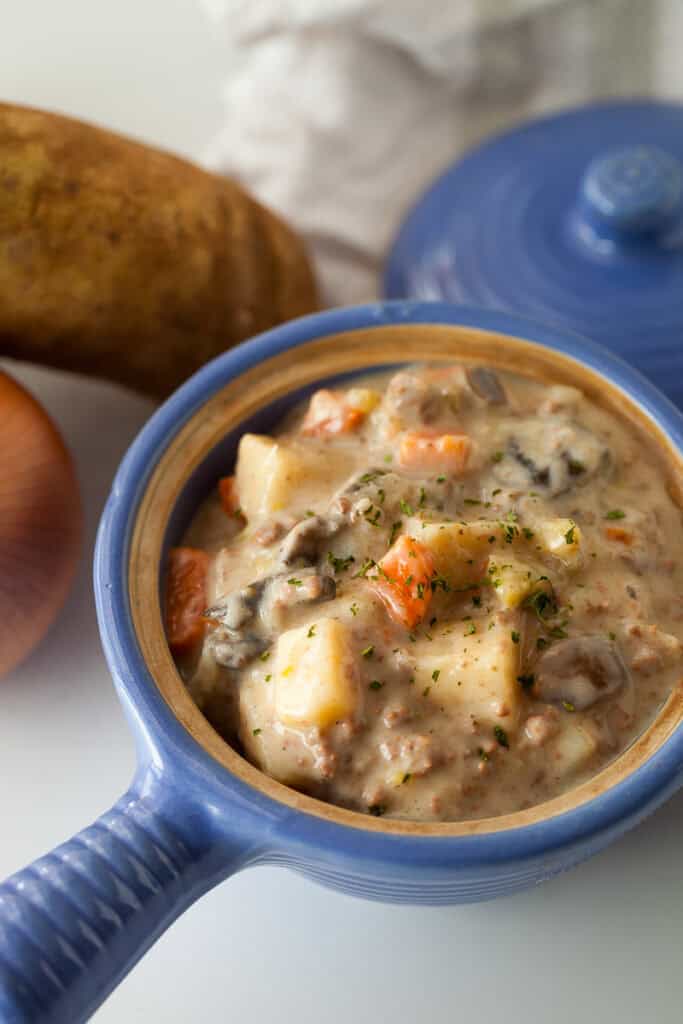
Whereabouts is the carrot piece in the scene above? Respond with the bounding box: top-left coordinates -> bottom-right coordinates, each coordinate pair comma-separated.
604,526 -> 635,545
218,475 -> 242,518
368,535 -> 436,629
399,432 -> 472,474
165,547 -> 209,654
301,389 -> 365,437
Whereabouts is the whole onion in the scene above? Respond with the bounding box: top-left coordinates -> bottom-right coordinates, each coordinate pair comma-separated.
0,371 -> 82,676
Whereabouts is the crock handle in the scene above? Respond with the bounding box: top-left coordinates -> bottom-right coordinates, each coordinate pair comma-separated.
0,776 -> 231,1024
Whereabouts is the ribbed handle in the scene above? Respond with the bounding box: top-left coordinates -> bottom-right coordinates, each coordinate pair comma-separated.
0,782 -> 221,1023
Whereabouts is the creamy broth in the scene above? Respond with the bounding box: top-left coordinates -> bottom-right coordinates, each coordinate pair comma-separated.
167,363 -> 683,822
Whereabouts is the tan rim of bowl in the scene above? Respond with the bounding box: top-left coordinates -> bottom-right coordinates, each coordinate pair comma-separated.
129,324 -> 683,836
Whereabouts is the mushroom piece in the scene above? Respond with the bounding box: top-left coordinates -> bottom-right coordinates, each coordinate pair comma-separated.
534,636 -> 629,710
280,513 -> 344,565
206,578 -> 267,630
492,421 -> 610,497
208,629 -> 268,669
465,366 -> 507,405
206,569 -> 336,668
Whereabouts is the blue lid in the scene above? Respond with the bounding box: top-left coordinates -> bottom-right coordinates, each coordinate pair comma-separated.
384,99 -> 683,407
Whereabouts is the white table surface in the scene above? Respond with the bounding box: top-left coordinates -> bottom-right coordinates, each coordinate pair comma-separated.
1,3 -> 683,1021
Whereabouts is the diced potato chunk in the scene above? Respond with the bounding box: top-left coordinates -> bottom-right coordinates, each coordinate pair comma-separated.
239,672 -> 316,787
273,618 -> 359,728
535,518 -> 582,565
487,555 -> 537,608
416,617 -> 522,727
550,722 -> 598,774
346,387 -> 381,414
408,520 -> 498,588
235,434 -> 289,518
235,433 -> 351,520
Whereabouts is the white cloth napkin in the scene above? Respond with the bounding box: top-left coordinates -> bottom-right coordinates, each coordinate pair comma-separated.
200,0 -> 660,305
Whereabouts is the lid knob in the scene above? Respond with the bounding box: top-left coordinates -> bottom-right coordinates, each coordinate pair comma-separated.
579,145 -> 682,236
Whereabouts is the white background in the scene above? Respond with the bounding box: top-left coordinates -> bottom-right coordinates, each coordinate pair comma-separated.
1,2 -> 682,1021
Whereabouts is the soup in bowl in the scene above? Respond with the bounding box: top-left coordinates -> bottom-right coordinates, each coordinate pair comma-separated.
3,304 -> 683,1024
168,354 -> 683,823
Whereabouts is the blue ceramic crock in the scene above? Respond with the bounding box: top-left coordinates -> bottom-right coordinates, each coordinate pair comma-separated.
384,101 -> 683,410
2,302 -> 683,1024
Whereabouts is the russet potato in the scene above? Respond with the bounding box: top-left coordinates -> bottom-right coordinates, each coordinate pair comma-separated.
0,102 -> 317,398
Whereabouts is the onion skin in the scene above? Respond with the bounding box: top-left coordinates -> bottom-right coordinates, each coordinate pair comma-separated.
0,371 -> 82,676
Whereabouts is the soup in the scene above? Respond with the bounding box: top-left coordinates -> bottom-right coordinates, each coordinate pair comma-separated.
166,362 -> 683,821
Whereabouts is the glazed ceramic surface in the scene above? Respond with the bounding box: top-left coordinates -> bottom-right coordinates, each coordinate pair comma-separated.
384,100 -> 683,409
2,303 -> 683,1024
